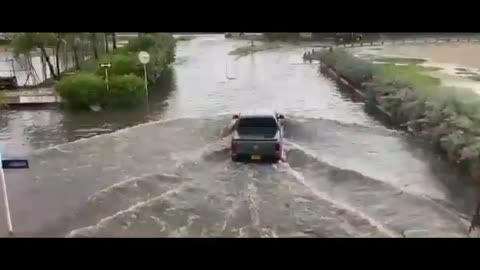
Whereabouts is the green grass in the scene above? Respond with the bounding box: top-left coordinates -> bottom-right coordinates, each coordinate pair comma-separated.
318,48 -> 480,183
375,57 -> 427,65
374,63 -> 441,89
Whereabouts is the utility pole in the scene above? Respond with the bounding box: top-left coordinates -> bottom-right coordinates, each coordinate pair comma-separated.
99,63 -> 112,91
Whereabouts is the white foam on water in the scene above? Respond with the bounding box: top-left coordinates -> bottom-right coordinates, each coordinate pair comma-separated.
35,115 -> 229,154
87,173 -> 187,203
277,162 -> 400,238
66,181 -> 192,237
285,140 -> 420,198
287,166 -> 401,237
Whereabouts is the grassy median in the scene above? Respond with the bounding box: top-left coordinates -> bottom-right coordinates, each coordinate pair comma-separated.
316,48 -> 480,183
56,33 -> 176,110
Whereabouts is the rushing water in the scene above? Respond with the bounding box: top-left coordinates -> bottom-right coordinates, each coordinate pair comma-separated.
0,35 -> 477,237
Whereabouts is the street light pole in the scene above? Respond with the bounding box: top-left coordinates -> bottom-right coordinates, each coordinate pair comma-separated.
137,51 -> 151,105
143,63 -> 148,100
99,63 -> 112,91
0,151 -> 13,236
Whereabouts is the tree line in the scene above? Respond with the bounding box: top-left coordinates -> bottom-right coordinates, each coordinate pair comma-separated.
10,33 -> 120,81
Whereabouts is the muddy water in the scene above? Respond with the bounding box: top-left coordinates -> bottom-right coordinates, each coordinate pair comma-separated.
0,35 -> 476,237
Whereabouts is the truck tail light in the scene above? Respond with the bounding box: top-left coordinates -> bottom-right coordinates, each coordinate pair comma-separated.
275,143 -> 281,151
275,143 -> 282,158
231,141 -> 238,155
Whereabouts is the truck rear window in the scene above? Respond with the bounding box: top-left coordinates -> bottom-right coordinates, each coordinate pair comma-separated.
238,117 -> 277,128
237,117 -> 278,136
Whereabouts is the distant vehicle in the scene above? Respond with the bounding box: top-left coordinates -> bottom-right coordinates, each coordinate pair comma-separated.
229,110 -> 285,163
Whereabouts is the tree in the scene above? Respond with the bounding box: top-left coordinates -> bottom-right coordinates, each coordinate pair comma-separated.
11,33 -> 59,80
55,33 -> 66,76
90,33 -> 99,60
112,33 -> 117,50
63,33 -> 81,70
104,33 -> 109,53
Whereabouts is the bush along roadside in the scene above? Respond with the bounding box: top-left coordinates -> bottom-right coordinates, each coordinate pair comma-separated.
315,48 -> 480,184
56,33 -> 176,110
0,92 -> 5,108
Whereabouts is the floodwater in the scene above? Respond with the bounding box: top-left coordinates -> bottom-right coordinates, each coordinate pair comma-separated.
0,35 -> 477,237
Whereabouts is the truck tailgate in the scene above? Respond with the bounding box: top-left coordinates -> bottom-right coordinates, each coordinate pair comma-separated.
235,140 -> 277,155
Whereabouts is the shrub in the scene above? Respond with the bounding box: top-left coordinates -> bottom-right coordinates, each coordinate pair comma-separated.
56,73 -> 105,110
120,33 -> 176,81
56,33 -> 176,111
0,92 -> 5,107
125,34 -> 158,52
103,74 -> 145,108
319,49 -> 374,86
319,48 -> 480,183
96,52 -> 141,77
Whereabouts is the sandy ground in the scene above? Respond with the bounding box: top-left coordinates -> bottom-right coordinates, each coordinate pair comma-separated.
352,43 -> 480,93
378,43 -> 480,68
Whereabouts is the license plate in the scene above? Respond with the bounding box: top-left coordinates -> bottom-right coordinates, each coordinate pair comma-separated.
251,155 -> 261,160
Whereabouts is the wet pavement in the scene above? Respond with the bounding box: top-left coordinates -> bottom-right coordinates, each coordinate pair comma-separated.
0,35 -> 477,237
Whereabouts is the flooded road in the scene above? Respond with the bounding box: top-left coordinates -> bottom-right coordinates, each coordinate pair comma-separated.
0,35 -> 476,237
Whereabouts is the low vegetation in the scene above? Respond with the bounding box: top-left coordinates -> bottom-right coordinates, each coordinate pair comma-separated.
229,42 -> 282,58
469,75 -> 480,81
375,57 -> 426,65
0,92 -> 5,108
0,41 -> 10,51
56,33 -> 176,110
56,73 -> 105,110
175,36 -> 195,42
316,48 -> 480,183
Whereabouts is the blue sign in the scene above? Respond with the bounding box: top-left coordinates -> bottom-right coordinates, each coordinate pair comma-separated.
0,147 -> 29,169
